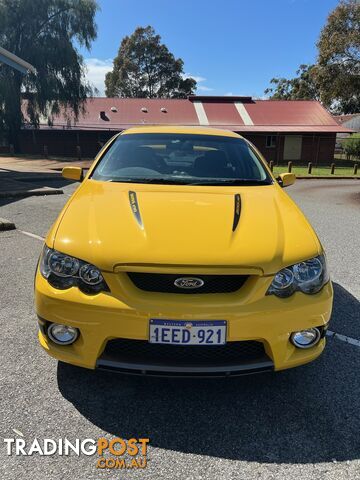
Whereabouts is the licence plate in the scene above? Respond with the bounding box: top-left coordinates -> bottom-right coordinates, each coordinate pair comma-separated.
149,319 -> 227,345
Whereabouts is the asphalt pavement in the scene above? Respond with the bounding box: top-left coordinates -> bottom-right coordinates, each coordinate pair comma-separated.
0,179 -> 359,480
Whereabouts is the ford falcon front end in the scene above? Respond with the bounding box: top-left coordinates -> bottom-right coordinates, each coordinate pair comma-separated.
35,126 -> 333,376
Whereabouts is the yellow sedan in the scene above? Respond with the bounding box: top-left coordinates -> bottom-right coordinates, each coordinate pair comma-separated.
35,126 -> 333,376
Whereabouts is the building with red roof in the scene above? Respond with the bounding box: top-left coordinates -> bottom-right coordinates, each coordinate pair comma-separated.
333,114 -> 360,134
19,96 -> 352,164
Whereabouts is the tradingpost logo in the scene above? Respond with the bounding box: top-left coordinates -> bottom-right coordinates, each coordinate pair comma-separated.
4,436 -> 150,470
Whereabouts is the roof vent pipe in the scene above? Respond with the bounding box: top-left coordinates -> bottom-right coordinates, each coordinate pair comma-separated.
141,107 -> 148,113
110,106 -> 117,112
160,107 -> 167,113
99,111 -> 110,121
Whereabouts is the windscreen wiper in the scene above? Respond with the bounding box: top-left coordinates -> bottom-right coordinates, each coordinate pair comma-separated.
106,178 -> 272,186
189,179 -> 272,186
107,177 -> 193,185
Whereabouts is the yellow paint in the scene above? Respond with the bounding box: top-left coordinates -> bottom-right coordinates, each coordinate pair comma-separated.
35,126 -> 333,372
279,172 -> 296,187
120,125 -> 240,137
62,166 -> 83,181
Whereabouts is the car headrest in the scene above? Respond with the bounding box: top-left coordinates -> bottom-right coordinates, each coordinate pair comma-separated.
193,150 -> 228,176
120,146 -> 160,170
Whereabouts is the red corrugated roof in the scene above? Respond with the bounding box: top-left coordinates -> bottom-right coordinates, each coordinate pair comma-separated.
75,98 -> 198,128
202,101 -> 245,126
245,100 -> 339,126
27,97 -> 352,133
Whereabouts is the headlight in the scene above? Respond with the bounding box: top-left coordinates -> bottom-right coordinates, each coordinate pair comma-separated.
40,246 -> 109,294
79,264 -> 103,285
266,254 -> 329,298
48,251 -> 79,277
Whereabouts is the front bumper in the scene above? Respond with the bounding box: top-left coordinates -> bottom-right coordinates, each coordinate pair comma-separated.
35,270 -> 333,375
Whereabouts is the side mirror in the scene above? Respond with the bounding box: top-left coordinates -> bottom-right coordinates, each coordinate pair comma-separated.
62,166 -> 83,182
278,172 -> 296,188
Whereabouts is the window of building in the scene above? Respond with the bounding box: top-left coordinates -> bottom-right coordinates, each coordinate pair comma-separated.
266,135 -> 277,148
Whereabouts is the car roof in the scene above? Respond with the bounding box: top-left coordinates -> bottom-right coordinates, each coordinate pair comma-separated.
121,125 -> 243,138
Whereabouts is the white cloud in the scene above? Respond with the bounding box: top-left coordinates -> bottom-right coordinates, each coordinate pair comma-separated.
183,73 -> 206,83
184,73 -> 214,93
225,91 -> 267,99
225,92 -> 247,96
84,58 -> 113,96
84,64 -> 215,96
253,94 -> 268,100
197,85 -> 214,92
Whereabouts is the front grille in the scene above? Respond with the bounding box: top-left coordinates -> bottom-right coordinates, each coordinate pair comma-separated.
101,338 -> 266,366
127,273 -> 248,294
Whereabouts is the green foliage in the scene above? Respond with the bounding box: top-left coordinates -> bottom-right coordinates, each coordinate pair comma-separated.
264,64 -> 320,100
315,0 -> 360,114
343,133 -> 360,159
0,0 -> 98,149
105,26 -> 196,98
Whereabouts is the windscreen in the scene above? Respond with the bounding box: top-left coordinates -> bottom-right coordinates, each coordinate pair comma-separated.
91,133 -> 272,186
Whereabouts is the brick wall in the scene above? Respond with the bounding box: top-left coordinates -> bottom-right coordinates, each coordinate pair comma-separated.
242,132 -> 336,165
17,129 -> 336,165
242,133 -> 281,163
19,129 -> 117,158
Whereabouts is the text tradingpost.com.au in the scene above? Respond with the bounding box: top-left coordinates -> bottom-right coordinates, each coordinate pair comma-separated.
4,437 -> 150,470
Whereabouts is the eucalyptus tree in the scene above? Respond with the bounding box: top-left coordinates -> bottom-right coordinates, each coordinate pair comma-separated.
105,26 -> 196,98
0,0 -> 98,150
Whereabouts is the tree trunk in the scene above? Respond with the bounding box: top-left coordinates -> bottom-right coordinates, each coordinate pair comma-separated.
4,70 -> 23,153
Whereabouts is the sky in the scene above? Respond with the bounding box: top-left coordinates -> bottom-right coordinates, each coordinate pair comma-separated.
80,0 -> 340,97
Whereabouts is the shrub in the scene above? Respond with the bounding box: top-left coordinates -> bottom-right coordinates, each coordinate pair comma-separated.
343,133 -> 360,160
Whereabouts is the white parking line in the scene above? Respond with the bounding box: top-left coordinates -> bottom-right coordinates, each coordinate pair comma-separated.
18,230 -> 44,241
327,330 -> 360,348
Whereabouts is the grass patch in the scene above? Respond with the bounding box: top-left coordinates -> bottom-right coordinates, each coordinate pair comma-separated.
273,165 -> 359,177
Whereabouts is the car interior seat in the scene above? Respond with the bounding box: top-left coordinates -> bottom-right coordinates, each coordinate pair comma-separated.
193,150 -> 232,178
119,146 -> 166,172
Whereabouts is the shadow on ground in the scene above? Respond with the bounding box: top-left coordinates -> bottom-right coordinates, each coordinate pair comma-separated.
0,169 -> 75,207
57,282 -> 360,464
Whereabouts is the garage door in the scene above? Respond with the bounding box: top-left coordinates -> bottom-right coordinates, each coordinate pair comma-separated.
283,136 -> 302,160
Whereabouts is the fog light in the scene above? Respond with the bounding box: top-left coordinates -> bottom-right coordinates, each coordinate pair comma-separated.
290,328 -> 321,349
47,323 -> 79,345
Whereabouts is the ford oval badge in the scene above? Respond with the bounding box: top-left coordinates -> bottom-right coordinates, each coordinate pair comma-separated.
174,277 -> 205,289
